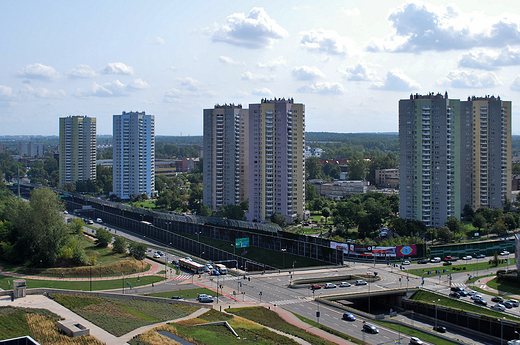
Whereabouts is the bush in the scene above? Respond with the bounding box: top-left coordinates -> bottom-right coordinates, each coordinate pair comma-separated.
128,242 -> 147,261
72,247 -> 89,266
95,228 -> 112,248
112,237 -> 127,254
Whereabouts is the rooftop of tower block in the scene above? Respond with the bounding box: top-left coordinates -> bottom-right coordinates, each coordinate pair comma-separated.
409,92 -> 448,100
213,103 -> 242,109
467,95 -> 501,101
260,97 -> 294,104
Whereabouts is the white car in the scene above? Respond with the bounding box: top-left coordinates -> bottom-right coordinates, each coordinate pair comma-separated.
410,337 -> 424,345
153,253 -> 161,259
324,283 -> 337,289
471,294 -> 483,301
355,280 -> 367,285
462,256 -> 472,260
431,257 -> 441,263
339,282 -> 351,287
402,260 -> 411,265
491,304 -> 506,311
500,251 -> 510,256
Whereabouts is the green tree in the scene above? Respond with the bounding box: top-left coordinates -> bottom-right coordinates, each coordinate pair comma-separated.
239,199 -> 249,211
68,218 -> 85,235
472,214 -> 486,231
437,226 -> 454,243
445,217 -> 460,233
501,214 -> 517,231
305,182 -> 318,202
321,207 -> 331,218
95,228 -> 112,248
128,242 -> 147,260
112,236 -> 127,254
198,204 -> 212,217
270,213 -> 286,227
347,155 -> 369,180
462,204 -> 474,221
306,157 -> 324,180
217,204 -> 245,221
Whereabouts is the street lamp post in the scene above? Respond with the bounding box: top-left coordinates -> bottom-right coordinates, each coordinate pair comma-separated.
122,272 -> 125,294
434,299 -> 440,330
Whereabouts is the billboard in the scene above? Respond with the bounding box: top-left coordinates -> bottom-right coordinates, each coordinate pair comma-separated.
330,242 -> 417,257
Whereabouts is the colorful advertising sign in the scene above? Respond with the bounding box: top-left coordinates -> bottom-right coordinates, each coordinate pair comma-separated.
396,245 -> 416,257
330,242 -> 417,257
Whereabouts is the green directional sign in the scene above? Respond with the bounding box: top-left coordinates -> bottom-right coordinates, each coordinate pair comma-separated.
235,237 -> 250,249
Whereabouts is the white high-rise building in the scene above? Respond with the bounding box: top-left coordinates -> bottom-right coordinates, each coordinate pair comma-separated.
112,111 -> 155,199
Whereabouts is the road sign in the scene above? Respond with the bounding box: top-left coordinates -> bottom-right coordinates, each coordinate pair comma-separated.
235,237 -> 250,248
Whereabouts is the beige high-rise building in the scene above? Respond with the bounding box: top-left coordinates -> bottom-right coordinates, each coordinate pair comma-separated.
246,98 -> 306,223
59,116 -> 97,187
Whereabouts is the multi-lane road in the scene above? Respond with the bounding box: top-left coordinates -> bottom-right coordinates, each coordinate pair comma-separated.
70,214 -> 516,345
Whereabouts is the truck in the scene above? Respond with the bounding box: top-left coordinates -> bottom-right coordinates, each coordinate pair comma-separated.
215,263 -> 227,275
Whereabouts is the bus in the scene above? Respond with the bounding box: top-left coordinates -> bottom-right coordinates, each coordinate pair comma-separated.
178,258 -> 205,274
215,263 -> 227,275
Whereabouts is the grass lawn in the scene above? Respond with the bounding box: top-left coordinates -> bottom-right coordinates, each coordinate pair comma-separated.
131,308 -> 302,345
128,200 -> 157,209
0,306 -> 103,344
146,287 -> 217,300
0,274 -> 163,291
486,277 -> 520,296
411,290 -> 520,322
407,259 -> 516,277
227,306 -> 338,345
53,293 -> 199,337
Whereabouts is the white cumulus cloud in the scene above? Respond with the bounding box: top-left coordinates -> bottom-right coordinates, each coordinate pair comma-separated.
177,77 -> 203,91
511,76 -> 520,91
440,70 -> 502,88
0,85 -> 14,100
76,79 -> 148,97
458,47 -> 520,70
148,36 -> 165,45
367,2 -> 520,52
340,60 -> 378,81
240,71 -> 274,82
300,29 -> 358,56
16,63 -> 60,81
66,64 -> 97,78
256,57 -> 287,70
100,62 -> 135,75
219,56 -> 245,66
297,82 -> 345,94
252,88 -> 273,96
370,69 -> 420,91
292,66 -> 325,81
127,79 -> 150,90
212,7 -> 289,49
19,85 -> 66,99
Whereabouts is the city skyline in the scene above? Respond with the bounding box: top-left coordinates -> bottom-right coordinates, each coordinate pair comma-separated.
1,1 -> 520,136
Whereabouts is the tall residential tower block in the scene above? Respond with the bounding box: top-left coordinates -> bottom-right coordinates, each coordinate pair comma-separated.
59,116 -> 97,187
246,98 -> 306,223
113,111 -> 155,199
399,93 -> 511,227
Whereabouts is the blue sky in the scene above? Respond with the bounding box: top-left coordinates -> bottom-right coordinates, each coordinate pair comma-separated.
1,0 -> 520,135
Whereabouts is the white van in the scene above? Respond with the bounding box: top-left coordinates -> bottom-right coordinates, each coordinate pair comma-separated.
96,218 -> 103,223
431,257 -> 441,263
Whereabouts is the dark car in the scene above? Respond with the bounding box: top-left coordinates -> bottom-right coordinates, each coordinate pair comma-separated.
443,261 -> 452,266
503,301 -> 514,308
449,292 -> 460,299
363,324 -> 379,334
171,296 -> 184,300
492,296 -> 504,303
451,287 -> 464,292
474,299 -> 488,306
476,254 -> 485,259
433,326 -> 447,333
417,259 -> 428,264
342,312 -> 356,321
457,290 -> 469,297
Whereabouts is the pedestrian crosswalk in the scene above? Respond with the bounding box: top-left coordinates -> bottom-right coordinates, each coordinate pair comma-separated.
173,274 -> 240,281
270,297 -> 311,306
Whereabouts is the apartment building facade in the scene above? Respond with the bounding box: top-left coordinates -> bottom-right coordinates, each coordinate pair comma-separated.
246,98 -> 306,223
112,111 -> 155,199
58,116 -> 97,187
399,93 -> 511,227
203,105 -> 245,212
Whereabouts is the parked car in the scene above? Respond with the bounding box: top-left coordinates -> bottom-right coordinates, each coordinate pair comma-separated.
462,255 -> 472,260
431,257 -> 442,263
433,326 -> 447,333
153,253 -> 161,259
156,251 -> 164,256
310,284 -> 321,290
417,259 -> 428,264
500,251 -> 510,256
492,296 -> 505,303
467,291 -> 478,296
410,337 -> 424,345
402,260 -> 411,265
198,294 -> 213,303
339,282 -> 351,287
443,261 -> 452,266
491,304 -> 506,311
342,312 -> 355,321
457,291 -> 469,297
210,269 -> 220,275
451,287 -> 464,292
171,296 -> 184,300
503,301 -> 514,308
449,292 -> 461,299
355,280 -> 367,285
474,299 -> 488,306
476,254 -> 485,258
324,283 -> 337,289
363,324 -> 379,334
471,294 -> 484,301
508,299 -> 520,307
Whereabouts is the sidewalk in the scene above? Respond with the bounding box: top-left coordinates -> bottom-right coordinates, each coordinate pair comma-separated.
477,275 -> 520,300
